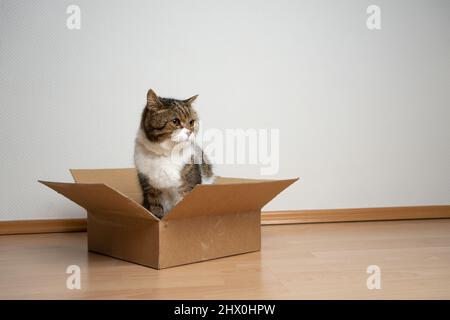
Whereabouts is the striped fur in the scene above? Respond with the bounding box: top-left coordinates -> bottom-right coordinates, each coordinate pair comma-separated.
134,89 -> 214,218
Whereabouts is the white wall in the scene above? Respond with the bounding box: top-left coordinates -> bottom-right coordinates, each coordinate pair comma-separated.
1,0 -> 449,220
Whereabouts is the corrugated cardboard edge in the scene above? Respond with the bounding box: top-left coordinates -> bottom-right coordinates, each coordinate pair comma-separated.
162,178 -> 299,221
38,180 -> 160,222
39,177 -> 299,221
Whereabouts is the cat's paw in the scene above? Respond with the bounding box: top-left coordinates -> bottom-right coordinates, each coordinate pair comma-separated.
149,204 -> 164,219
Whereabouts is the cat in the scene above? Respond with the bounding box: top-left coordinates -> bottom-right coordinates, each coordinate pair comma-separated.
134,89 -> 215,218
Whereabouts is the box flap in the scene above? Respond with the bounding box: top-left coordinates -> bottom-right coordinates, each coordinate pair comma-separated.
70,168 -> 142,203
163,178 -> 298,221
214,176 -> 273,184
38,180 -> 159,222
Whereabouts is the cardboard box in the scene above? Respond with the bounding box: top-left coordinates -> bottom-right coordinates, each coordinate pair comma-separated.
39,168 -> 297,269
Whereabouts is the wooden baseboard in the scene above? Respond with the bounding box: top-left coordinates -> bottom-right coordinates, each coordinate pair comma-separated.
261,205 -> 450,225
0,219 -> 87,235
0,205 -> 449,235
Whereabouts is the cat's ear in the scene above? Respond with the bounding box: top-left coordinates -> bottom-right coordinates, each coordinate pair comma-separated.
147,89 -> 161,107
184,94 -> 199,104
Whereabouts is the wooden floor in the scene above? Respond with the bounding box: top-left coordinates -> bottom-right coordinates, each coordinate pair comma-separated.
1,219 -> 450,299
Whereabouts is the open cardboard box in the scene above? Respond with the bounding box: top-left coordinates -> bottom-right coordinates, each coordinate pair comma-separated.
39,168 -> 298,269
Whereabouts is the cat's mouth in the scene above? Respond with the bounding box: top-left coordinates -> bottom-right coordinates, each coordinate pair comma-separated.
171,128 -> 193,143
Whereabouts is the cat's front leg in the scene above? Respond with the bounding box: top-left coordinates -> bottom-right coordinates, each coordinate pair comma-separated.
148,202 -> 164,219
138,172 -> 165,218
143,191 -> 164,218
143,190 -> 164,218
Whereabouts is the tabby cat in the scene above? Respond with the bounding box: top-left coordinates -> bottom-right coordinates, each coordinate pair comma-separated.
134,89 -> 214,218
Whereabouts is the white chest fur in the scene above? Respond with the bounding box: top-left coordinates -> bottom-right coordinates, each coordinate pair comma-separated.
134,129 -> 194,212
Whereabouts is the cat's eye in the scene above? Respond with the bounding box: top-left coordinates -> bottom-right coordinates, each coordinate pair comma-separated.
172,118 -> 180,125
189,120 -> 195,126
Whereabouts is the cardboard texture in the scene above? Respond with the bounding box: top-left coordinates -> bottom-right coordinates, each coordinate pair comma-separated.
39,168 -> 298,269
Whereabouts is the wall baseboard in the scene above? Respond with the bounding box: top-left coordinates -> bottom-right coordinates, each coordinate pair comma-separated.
0,205 -> 449,235
0,219 -> 87,236
261,205 -> 450,225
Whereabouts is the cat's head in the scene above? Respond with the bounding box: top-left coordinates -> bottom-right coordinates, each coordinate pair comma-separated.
141,89 -> 199,143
